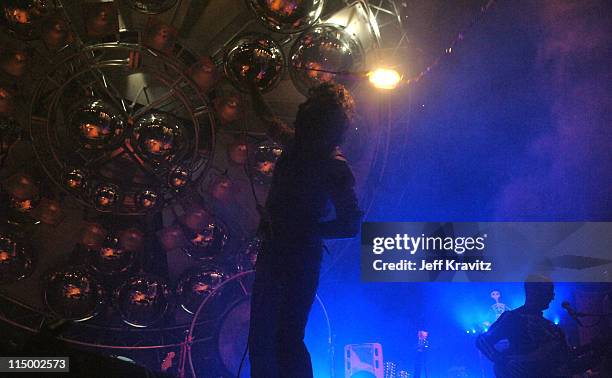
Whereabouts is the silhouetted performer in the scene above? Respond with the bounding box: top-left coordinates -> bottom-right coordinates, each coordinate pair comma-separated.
247,82 -> 362,378
476,276 -> 569,377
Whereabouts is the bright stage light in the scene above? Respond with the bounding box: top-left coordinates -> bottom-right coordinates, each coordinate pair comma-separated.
368,68 -> 402,90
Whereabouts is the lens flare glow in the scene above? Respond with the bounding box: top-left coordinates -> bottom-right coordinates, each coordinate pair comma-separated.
368,68 -> 402,90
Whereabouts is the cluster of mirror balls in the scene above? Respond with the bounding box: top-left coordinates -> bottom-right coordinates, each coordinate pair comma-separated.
61,99 -> 194,212
64,169 -> 188,212
42,268 -> 169,327
3,1 -> 363,94
64,172 -> 167,212
34,223 -> 251,326
0,0 -> 361,328
71,100 -> 184,161
41,267 -> 230,326
227,0 -> 330,92
241,1 -> 363,93
224,24 -> 364,95
1,0 -> 180,39
38,248 -> 258,326
36,204 -> 240,326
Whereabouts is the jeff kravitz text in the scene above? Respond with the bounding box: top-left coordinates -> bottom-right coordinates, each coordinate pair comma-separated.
372,259 -> 492,271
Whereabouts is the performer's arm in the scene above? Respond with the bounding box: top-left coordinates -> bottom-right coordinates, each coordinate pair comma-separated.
476,312 -> 512,363
247,82 -> 294,146
318,155 -> 363,239
510,325 -> 568,362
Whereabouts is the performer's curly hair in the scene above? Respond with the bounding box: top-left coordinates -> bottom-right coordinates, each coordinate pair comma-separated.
294,82 -> 355,155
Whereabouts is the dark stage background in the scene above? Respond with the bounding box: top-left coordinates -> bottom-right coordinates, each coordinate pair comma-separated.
310,1 -> 612,376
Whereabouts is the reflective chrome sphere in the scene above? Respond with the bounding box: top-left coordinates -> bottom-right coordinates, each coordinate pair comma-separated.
252,140 -> 283,184
224,34 -> 285,93
181,209 -> 228,260
235,237 -> 262,272
116,274 -> 169,327
134,189 -> 158,210
93,184 -> 121,210
69,100 -> 125,150
2,0 -> 53,39
183,223 -> 228,260
90,234 -> 138,275
64,168 -> 86,190
168,166 -> 190,189
176,265 -> 225,314
246,0 -> 324,33
128,0 -> 178,15
133,113 -> 185,162
0,232 -> 33,284
289,24 -> 365,95
44,268 -> 104,321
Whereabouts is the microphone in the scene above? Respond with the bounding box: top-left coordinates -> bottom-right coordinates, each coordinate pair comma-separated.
562,301 -> 583,326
